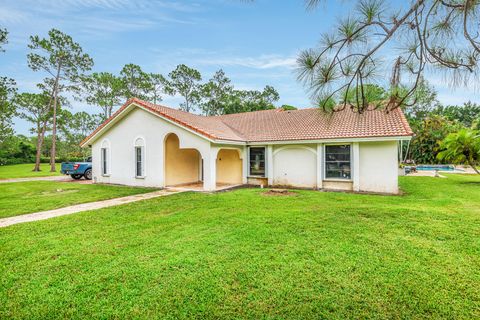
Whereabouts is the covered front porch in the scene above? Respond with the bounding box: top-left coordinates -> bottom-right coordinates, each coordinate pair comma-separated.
164,133 -> 246,191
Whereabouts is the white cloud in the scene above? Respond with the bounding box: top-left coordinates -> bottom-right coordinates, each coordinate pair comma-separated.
196,54 -> 297,70
0,7 -> 28,24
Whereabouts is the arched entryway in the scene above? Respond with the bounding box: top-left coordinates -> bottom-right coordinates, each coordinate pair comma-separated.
164,133 -> 202,187
216,149 -> 242,185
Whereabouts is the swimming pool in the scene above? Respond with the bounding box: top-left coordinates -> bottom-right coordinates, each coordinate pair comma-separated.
416,165 -> 463,172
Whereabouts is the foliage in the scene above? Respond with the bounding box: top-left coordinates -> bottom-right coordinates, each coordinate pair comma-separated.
166,64 -> 202,112
57,110 -> 102,159
199,69 -> 234,116
437,129 -> 480,174
0,28 -> 16,145
120,64 -> 151,101
196,69 -> 280,115
14,92 -> 51,135
404,79 -> 440,120
431,102 -> 480,128
0,180 -> 156,218
82,72 -> 124,119
473,117 -> 480,130
341,84 -> 387,108
222,86 -> 280,114
0,108 -> 98,166
27,29 -> 94,93
0,77 -> 16,144
281,104 -> 298,110
408,115 -> 461,164
1,176 -> 480,318
297,0 -> 480,113
147,73 -> 170,105
28,28 -> 94,171
0,27 -> 7,52
0,135 -> 36,165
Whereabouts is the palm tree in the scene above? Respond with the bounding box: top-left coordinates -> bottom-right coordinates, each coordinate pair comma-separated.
437,129 -> 480,174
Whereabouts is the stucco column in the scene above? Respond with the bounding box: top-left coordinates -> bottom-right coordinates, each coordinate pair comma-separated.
241,146 -> 248,184
352,142 -> 360,192
316,144 -> 323,190
267,145 -> 274,186
203,146 -> 218,191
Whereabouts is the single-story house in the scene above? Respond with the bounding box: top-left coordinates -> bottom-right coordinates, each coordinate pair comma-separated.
80,98 -> 413,194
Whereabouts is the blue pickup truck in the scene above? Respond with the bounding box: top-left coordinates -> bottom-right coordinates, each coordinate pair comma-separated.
60,157 -> 93,180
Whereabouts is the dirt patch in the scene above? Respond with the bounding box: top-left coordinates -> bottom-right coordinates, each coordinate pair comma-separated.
40,189 -> 80,196
262,189 -> 298,197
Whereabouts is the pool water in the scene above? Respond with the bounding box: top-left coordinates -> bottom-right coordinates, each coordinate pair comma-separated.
416,165 -> 461,171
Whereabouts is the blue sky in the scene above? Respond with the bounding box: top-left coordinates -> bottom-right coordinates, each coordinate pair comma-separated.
1,0 -> 479,135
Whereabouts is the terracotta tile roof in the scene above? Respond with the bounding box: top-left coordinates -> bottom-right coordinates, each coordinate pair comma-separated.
81,98 -> 413,146
217,105 -> 413,142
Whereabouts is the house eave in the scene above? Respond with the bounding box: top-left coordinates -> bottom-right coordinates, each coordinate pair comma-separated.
246,135 -> 413,145
80,102 -> 229,147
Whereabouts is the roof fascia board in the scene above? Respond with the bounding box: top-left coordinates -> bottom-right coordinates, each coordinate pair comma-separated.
81,102 -> 246,147
246,136 -> 412,145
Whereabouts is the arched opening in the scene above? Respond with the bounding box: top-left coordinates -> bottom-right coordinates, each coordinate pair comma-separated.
216,149 -> 242,185
273,146 -> 316,188
164,133 -> 202,186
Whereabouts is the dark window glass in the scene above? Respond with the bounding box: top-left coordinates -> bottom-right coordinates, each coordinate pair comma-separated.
136,146 -> 143,177
325,145 -> 351,179
101,148 -> 107,175
249,147 -> 265,177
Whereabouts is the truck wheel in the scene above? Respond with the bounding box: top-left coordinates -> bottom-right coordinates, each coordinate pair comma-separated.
84,169 -> 92,180
71,174 -> 83,180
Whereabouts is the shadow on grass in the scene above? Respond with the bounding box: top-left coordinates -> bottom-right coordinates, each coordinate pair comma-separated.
459,181 -> 480,185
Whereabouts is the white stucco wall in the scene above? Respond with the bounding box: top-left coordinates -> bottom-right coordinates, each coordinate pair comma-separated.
358,141 -> 399,194
90,107 -> 211,188
272,145 -> 317,188
266,141 -> 399,193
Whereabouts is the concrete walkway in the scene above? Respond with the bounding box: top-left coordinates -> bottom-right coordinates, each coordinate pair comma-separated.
0,189 -> 181,228
0,175 -> 72,183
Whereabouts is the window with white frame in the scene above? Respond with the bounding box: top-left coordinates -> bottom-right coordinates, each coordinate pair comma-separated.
134,138 -> 145,177
325,145 -> 351,179
101,140 -> 110,176
101,147 -> 108,175
249,147 -> 265,177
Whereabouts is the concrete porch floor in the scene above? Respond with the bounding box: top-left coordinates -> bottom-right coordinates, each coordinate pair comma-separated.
166,182 -> 243,192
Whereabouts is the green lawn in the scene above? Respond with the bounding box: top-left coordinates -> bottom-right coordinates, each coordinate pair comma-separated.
0,163 -> 62,179
0,181 -> 156,218
1,175 -> 479,319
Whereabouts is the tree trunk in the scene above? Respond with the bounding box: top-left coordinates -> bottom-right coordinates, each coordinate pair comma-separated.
33,124 -> 42,172
34,120 -> 48,171
34,92 -> 55,172
467,159 -> 480,174
49,64 -> 62,172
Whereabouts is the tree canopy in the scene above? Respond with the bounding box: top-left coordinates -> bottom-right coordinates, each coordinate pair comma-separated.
28,28 -> 93,171
438,128 -> 480,174
120,64 -> 152,101
82,72 -> 123,119
0,77 -> 16,144
297,0 -> 480,113
166,64 -> 202,112
0,28 -> 8,52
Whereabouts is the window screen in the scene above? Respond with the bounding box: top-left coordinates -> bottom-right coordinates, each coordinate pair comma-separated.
325,145 -> 351,179
249,147 -> 265,177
